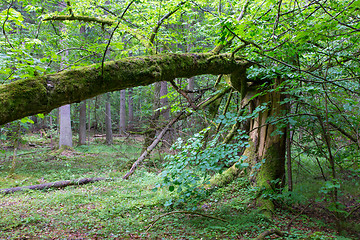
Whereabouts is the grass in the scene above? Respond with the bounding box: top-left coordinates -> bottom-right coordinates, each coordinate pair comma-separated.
0,134 -> 359,239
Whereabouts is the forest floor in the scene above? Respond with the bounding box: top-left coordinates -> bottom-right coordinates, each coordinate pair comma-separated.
0,133 -> 359,239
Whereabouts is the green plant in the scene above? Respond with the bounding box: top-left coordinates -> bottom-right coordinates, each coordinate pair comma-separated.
155,122 -> 249,209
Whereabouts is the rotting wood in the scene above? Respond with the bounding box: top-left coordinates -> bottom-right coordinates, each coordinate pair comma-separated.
0,177 -> 112,194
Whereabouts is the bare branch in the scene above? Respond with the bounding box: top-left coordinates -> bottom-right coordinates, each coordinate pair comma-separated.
2,0 -> 15,49
101,0 -> 135,79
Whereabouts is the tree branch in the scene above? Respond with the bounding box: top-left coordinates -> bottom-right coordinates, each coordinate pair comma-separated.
0,177 -> 110,194
2,0 -> 15,49
101,0 -> 135,79
149,1 -> 186,45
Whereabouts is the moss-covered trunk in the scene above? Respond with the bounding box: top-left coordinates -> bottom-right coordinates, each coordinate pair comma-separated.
0,53 -> 250,125
245,78 -> 286,213
210,77 -> 286,214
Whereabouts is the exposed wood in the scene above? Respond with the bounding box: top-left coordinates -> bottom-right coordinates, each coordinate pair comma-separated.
0,177 -> 110,194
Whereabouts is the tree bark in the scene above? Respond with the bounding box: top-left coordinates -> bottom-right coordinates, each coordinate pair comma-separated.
0,53 -> 250,125
59,104 -> 73,147
209,78 -> 286,215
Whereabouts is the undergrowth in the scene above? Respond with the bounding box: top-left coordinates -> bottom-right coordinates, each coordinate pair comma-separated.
0,134 -> 358,239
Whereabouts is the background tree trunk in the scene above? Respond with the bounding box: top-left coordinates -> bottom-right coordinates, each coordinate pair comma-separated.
128,88 -> 134,131
78,100 -> 86,145
119,89 -> 127,134
105,94 -> 113,145
58,1 -> 72,148
59,104 -> 73,147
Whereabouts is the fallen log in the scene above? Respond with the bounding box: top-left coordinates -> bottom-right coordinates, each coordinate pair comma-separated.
0,177 -> 111,194
255,228 -> 284,240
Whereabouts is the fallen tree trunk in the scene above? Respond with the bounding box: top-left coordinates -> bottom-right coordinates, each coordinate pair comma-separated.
0,53 -> 249,125
0,177 -> 110,194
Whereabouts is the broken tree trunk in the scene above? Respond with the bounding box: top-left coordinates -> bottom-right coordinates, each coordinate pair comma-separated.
0,177 -> 110,194
209,77 -> 287,216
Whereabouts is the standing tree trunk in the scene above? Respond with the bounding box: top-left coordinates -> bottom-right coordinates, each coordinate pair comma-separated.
58,1 -> 72,148
119,89 -> 126,135
105,93 -> 113,145
128,88 -> 134,131
245,78 -> 286,212
143,82 -> 161,151
160,81 -> 169,120
210,77 -> 286,215
78,100 -> 87,145
59,104 -> 73,147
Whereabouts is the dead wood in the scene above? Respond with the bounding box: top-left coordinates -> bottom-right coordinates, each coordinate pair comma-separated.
0,177 -> 110,194
255,228 -> 284,240
122,111 -> 184,180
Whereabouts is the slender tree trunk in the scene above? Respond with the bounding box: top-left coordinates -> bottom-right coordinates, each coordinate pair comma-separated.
119,89 -> 126,134
128,88 -> 134,131
78,100 -> 86,145
160,81 -> 169,120
94,96 -> 99,133
105,94 -> 113,144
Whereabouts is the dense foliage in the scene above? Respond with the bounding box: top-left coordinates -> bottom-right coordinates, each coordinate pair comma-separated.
1,0 -> 360,238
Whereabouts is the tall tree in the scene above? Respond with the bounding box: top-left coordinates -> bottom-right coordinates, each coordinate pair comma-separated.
58,1 -> 72,148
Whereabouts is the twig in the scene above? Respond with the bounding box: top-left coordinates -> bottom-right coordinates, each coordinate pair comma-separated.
149,1 -> 186,45
345,204 -> 360,219
146,211 -> 228,232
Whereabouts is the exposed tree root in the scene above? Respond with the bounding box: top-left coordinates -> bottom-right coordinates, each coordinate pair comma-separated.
146,211 -> 228,232
0,177 -> 112,194
255,228 -> 284,240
